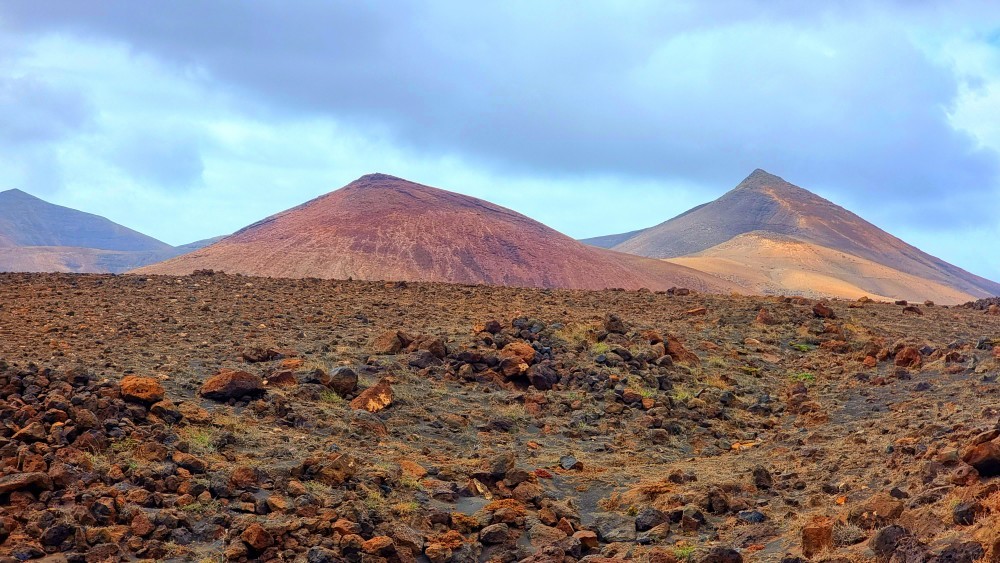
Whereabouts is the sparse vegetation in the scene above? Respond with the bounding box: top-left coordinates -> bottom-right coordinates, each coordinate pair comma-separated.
320,389 -> 344,404
674,545 -> 698,561
791,372 -> 816,383
182,428 -> 216,455
591,342 -> 612,355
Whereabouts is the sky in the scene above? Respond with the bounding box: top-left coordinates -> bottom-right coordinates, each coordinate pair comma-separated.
0,1 -> 999,281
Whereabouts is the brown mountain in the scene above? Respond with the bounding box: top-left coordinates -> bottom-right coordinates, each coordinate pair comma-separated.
0,189 -> 205,273
135,174 -> 738,293
592,169 -> 1000,303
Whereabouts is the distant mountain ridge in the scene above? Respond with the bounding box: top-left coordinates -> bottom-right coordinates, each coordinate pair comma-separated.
0,189 -> 218,273
0,189 -> 171,251
134,173 -> 739,293
588,169 -> 1000,302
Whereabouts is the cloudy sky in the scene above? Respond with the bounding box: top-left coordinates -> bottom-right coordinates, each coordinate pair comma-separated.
1,1 -> 999,280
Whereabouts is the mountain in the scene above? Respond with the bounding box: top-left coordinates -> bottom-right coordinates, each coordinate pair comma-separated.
579,228 -> 648,249
134,174 -> 739,293
667,232 -> 977,304
175,235 -> 229,252
0,189 -> 171,251
592,169 -> 1000,303
0,189 -> 210,273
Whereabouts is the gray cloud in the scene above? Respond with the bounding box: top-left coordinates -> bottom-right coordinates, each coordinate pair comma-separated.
0,76 -> 92,145
3,2 -> 997,219
110,128 -> 205,189
0,0 -> 998,273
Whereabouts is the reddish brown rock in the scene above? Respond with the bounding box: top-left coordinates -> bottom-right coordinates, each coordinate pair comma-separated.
666,335 -> 700,365
306,453 -> 357,485
0,472 -> 53,494
801,516 -> 833,558
350,378 -> 394,412
963,439 -> 1000,477
120,375 -> 165,404
848,494 -> 905,528
501,341 -> 536,364
241,522 -> 273,551
199,369 -> 265,401
362,536 -> 395,554
812,302 -> 836,319
755,308 -> 778,325
130,512 -> 155,537
177,401 -> 211,424
894,347 -> 922,369
371,330 -> 406,354
265,370 -> 297,387
400,460 -> 428,479
574,530 -> 599,550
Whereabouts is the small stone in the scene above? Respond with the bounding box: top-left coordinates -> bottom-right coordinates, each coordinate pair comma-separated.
755,308 -> 778,325
812,302 -> 835,319
329,366 -> 359,396
573,530 -> 599,550
894,347 -> 922,369
752,465 -> 773,490
604,314 -> 627,334
559,455 -> 582,471
700,547 -> 742,563
241,523 -> 273,551
362,536 -> 394,554
350,378 -> 393,412
479,523 -> 510,544
953,501 -> 983,525
870,525 -> 909,559
120,375 -> 165,404
801,516 -> 833,558
635,508 -> 668,532
737,510 -> 766,524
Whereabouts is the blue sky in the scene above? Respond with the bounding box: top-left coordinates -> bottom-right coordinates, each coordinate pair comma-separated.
0,1 -> 999,281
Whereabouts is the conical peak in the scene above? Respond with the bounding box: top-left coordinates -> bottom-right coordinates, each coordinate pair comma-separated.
736,168 -> 791,189
728,168 -> 821,202
354,172 -> 406,184
0,188 -> 36,199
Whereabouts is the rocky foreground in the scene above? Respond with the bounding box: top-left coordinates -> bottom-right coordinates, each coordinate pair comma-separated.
0,272 -> 999,563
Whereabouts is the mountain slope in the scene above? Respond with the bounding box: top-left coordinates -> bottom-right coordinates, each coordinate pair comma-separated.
0,189 -> 171,251
0,189 -> 209,273
175,235 -> 229,252
579,228 -> 648,249
667,232 -> 976,303
135,174 -> 738,293
605,169 -> 1000,300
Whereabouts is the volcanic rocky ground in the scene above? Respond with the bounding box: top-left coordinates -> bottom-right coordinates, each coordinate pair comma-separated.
1,273 -> 1000,563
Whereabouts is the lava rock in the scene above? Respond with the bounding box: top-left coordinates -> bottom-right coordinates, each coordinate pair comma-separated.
199,369 -> 265,401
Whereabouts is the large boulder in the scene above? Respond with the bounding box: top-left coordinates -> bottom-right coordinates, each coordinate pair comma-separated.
199,369 -> 265,401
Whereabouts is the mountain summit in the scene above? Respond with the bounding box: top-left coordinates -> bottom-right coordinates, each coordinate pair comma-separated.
588,170 -> 1000,302
135,174 -> 738,292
